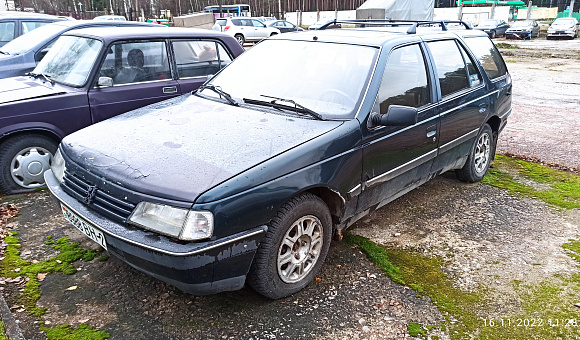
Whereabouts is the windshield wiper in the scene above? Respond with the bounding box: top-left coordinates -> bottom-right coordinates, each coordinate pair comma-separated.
198,84 -> 238,106
0,50 -> 9,55
258,95 -> 323,120
27,72 -> 54,84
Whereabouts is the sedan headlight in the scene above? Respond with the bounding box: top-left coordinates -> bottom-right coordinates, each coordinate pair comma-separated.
129,202 -> 213,240
51,149 -> 66,183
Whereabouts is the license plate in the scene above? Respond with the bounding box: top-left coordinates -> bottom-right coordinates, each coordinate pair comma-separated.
61,204 -> 107,250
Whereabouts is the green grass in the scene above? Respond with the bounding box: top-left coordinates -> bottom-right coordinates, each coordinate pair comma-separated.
483,155 -> 580,209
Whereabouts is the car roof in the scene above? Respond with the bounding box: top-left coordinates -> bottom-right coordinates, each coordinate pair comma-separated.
48,19 -> 155,28
63,26 -> 234,42
0,12 -> 67,20
270,25 -> 489,47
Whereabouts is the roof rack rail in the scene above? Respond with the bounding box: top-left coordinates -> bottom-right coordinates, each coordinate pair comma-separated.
319,19 -> 416,30
407,20 -> 472,34
317,19 -> 472,33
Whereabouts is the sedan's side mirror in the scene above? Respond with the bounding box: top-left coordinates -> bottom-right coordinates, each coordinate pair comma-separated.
370,105 -> 418,127
97,77 -> 113,87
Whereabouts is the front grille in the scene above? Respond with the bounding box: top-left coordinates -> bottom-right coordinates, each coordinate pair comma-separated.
62,171 -> 135,223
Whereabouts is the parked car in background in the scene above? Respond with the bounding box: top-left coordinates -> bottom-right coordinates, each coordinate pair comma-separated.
254,16 -> 276,24
547,17 -> 579,39
0,27 -> 243,194
0,20 -> 158,79
211,17 -> 279,45
474,19 -> 510,38
0,12 -> 69,47
93,15 -> 127,21
505,20 -> 540,39
266,20 -> 303,33
308,19 -> 341,30
45,21 -> 511,299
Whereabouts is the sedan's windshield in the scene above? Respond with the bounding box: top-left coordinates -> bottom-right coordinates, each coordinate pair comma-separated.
206,39 -> 378,119
33,35 -> 102,87
552,18 -> 576,26
512,21 -> 532,27
479,20 -> 498,27
0,23 -> 66,55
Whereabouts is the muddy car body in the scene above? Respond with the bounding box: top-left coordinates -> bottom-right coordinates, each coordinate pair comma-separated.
0,27 -> 244,194
46,21 -> 512,298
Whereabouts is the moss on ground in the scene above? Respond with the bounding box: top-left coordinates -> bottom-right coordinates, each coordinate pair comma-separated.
349,234 -> 580,339
0,321 -> 6,340
348,157 -> 580,338
41,324 -> 110,340
483,155 -> 580,209
408,322 -> 426,337
0,233 -> 108,339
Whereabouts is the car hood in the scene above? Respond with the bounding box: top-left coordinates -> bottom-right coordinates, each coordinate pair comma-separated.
0,76 -> 65,104
551,23 -> 575,29
61,94 -> 343,203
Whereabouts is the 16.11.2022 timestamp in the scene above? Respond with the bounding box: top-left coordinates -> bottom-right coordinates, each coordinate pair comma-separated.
483,318 -> 579,327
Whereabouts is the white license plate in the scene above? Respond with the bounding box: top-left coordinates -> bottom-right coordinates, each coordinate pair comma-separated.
61,204 -> 108,250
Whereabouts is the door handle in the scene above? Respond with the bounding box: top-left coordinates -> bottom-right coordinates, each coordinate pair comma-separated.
426,124 -> 437,141
479,104 -> 488,113
163,86 -> 177,94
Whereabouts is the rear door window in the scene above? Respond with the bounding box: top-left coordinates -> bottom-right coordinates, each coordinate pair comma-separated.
21,21 -> 50,34
463,36 -> 507,80
427,39 -> 470,98
378,43 -> 430,114
0,21 -> 15,43
172,40 -> 232,78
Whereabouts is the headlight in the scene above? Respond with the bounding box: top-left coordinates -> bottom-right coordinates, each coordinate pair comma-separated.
128,202 -> 213,240
51,149 -> 66,183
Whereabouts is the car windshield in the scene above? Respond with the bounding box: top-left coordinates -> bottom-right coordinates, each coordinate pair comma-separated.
33,35 -> 102,87
479,20 -> 498,27
0,23 -> 66,55
206,39 -> 378,119
553,18 -> 576,26
512,21 -> 532,27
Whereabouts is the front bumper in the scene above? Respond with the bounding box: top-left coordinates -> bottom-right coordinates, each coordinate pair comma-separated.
45,169 -> 267,295
547,31 -> 575,38
505,31 -> 531,39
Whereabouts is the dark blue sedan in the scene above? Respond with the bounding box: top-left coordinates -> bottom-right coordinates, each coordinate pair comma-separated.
0,27 -> 244,194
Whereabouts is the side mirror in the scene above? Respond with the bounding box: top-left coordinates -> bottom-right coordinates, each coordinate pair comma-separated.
97,76 -> 113,87
35,48 -> 50,62
371,105 -> 418,127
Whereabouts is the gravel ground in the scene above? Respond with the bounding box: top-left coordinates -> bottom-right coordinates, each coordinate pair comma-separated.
1,38 -> 579,340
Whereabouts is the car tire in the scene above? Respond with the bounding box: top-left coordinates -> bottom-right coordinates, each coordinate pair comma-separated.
490,30 -> 496,38
247,193 -> 332,299
0,134 -> 58,195
456,124 -> 494,183
234,34 -> 245,46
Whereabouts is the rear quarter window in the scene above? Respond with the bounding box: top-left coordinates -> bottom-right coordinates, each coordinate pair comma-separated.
463,36 -> 507,80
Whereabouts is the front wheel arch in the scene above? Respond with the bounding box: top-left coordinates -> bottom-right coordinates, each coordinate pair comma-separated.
247,192 -> 332,299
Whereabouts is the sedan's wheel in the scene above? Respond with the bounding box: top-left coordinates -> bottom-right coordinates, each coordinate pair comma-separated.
248,193 -> 332,299
270,32 -> 278,37
490,30 -> 496,38
0,135 -> 58,194
456,124 -> 494,183
234,34 -> 245,45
